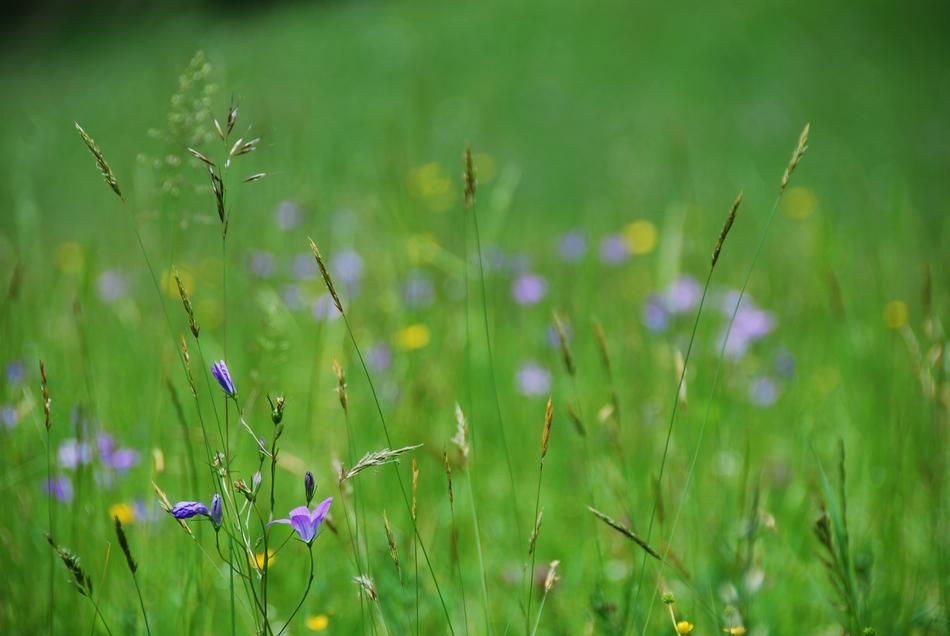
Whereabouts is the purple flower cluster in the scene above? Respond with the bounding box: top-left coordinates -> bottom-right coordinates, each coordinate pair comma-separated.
642,276 -> 703,332
44,431 -> 140,503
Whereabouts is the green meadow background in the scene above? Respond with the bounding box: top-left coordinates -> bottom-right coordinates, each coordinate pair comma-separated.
0,0 -> 947,634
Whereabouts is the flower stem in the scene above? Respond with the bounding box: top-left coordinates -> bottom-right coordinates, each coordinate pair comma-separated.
276,546 -> 314,636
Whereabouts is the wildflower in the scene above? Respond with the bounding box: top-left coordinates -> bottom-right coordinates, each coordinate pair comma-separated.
276,201 -> 302,230
558,231 -> 587,262
332,249 -> 364,291
722,628 -> 747,635
170,501 -> 209,519
367,343 -> 392,372
397,324 -> 430,351
269,497 -> 333,544
516,361 -> 551,396
281,284 -> 304,310
402,271 -> 435,308
312,294 -> 343,322
599,234 -> 630,264
105,448 -> 140,472
511,274 -> 548,305
5,360 -> 25,385
749,376 -> 779,407
58,439 -> 92,470
210,494 -> 222,529
720,305 -> 776,358
44,476 -> 74,503
304,471 -> 315,504
623,219 -> 658,255
676,621 -> 694,634
292,253 -> 318,280
252,549 -> 276,570
249,251 -> 276,279
211,360 -> 236,397
883,300 -> 908,329
1,404 -> 18,429
96,271 -> 128,303
664,276 -> 701,314
109,503 -> 135,524
306,614 -> 330,631
642,294 -> 670,332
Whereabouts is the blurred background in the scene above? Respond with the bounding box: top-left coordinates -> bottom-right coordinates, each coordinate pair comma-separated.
0,0 -> 947,633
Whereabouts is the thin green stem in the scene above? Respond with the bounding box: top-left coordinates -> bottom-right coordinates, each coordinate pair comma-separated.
276,546 -> 314,636
131,573 -> 152,636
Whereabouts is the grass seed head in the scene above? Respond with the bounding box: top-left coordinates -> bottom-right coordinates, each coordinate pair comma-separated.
780,123 -> 810,193
308,238 -> 344,314
114,516 -> 138,574
541,396 -> 554,460
712,190 -> 743,268
75,122 -> 122,200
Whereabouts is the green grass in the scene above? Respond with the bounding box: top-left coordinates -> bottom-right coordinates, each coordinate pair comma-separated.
0,0 -> 947,633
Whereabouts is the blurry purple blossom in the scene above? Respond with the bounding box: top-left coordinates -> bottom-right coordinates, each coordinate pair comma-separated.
1,404 -> 16,429
96,271 -> 128,303
312,294 -> 343,322
720,306 -> 776,358
249,251 -> 276,279
599,235 -> 630,264
749,376 -> 780,407
276,201 -> 302,231
58,439 -> 92,470
96,432 -> 115,458
664,276 -> 701,314
6,360 -> 25,385
717,289 -> 753,316
402,272 -> 435,309
281,285 -> 304,310
558,231 -> 587,262
642,295 -> 670,332
292,253 -> 318,280
106,448 -> 140,473
516,361 -> 551,396
512,274 -> 548,305
332,249 -> 364,290
367,343 -> 393,372
44,476 -> 74,503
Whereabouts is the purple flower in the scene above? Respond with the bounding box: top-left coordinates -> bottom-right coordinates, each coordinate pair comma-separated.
304,471 -> 315,504
1,404 -> 17,429
249,251 -> 276,279
210,494 -> 223,529
171,501 -> 210,519
642,294 -> 670,332
276,201 -> 302,231
367,343 -> 392,372
312,294 -> 343,322
511,274 -> 548,306
96,432 -> 115,460
5,360 -> 25,385
558,231 -> 587,263
96,271 -> 128,303
599,235 -> 630,264
44,476 -> 74,503
664,276 -> 702,314
749,376 -> 780,407
292,253 -> 318,280
211,360 -> 237,397
281,284 -> 304,310
269,497 -> 333,544
106,448 -> 140,472
332,249 -> 364,290
516,361 -> 551,396
402,272 -> 435,309
58,439 -> 92,470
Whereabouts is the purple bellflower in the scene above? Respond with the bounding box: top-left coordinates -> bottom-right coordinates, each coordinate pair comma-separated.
211,360 -> 237,397
210,494 -> 223,529
171,501 -> 210,519
269,496 -> 333,544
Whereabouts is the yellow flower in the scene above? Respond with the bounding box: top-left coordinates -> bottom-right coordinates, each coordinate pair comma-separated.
56,242 -> 85,275
781,186 -> 816,220
306,614 -> 330,631
722,628 -> 747,635
109,503 -> 135,524
622,220 -> 658,255
676,621 -> 694,634
407,163 -> 456,212
161,267 -> 195,299
252,549 -> 276,570
883,300 -> 908,329
397,324 -> 430,351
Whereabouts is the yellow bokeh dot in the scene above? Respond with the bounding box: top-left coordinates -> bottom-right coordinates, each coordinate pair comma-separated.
161,267 -> 195,299
782,186 -> 817,220
306,615 -> 330,631
57,242 -> 85,275
397,324 -> 430,351
252,549 -> 275,570
473,152 -> 497,184
109,503 -> 135,524
883,300 -> 908,329
622,220 -> 658,255
406,233 -> 440,265
197,298 -> 223,330
407,162 -> 456,212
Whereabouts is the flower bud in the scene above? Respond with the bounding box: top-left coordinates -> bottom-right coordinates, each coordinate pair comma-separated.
210,493 -> 223,530
304,471 -> 315,504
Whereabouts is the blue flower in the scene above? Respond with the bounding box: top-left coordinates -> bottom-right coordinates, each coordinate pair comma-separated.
210,494 -> 223,529
269,497 -> 333,544
211,360 -> 237,397
171,501 -> 210,519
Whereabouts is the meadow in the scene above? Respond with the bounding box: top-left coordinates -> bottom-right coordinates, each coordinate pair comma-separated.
0,0 -> 947,634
